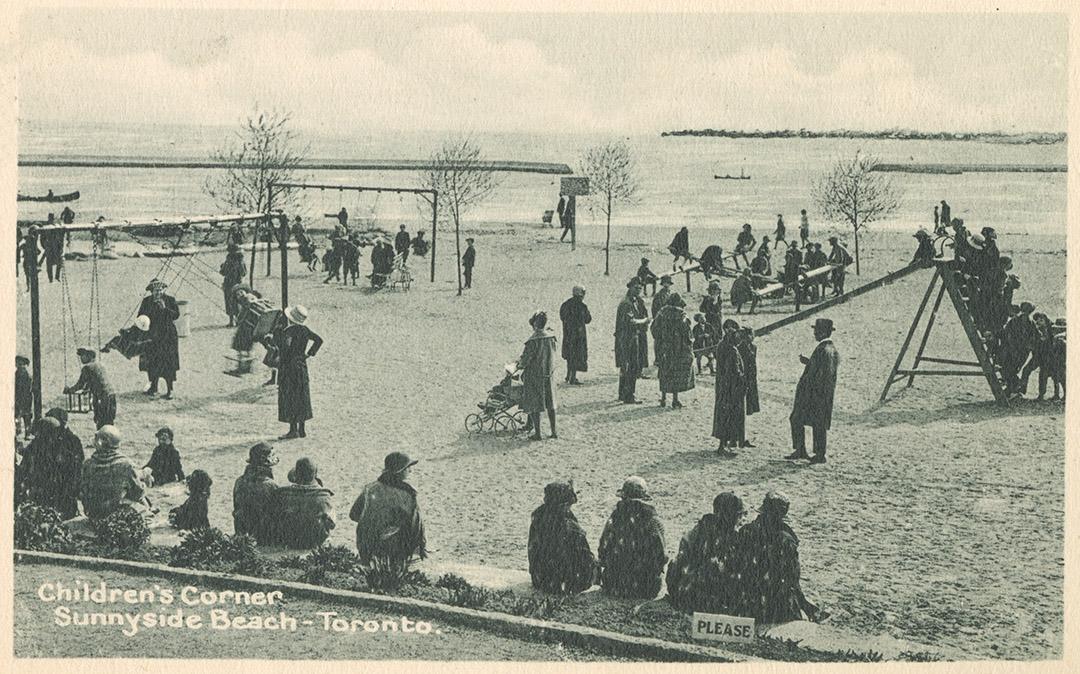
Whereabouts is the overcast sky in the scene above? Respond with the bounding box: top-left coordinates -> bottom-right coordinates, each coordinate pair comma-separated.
17,9 -> 1068,134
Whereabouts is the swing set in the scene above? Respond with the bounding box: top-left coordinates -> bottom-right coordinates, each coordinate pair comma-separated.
22,212 -> 269,422
272,180 -> 439,283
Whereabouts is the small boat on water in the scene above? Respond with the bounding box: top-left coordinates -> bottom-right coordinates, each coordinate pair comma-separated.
17,190 -> 81,203
714,169 -> 750,180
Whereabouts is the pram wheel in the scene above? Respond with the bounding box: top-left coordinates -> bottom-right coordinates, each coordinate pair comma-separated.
465,413 -> 484,433
511,411 -> 528,432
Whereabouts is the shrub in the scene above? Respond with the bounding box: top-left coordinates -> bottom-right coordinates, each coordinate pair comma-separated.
92,506 -> 150,550
363,555 -> 430,592
434,573 -> 471,593
14,502 -> 72,552
505,593 -> 568,619
434,573 -> 492,609
169,527 -> 267,575
297,545 -> 363,585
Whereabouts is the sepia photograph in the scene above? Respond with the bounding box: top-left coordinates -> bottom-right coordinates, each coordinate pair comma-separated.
4,1 -> 1075,668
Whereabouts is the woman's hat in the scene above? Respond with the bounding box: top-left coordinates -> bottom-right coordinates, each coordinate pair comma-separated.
45,407 -> 68,426
95,425 -> 122,449
146,278 -> 168,291
382,451 -> 418,476
761,491 -> 790,518
247,442 -> 277,466
288,457 -> 318,485
981,227 -> 997,240
544,481 -> 578,506
134,315 -> 151,331
914,228 -> 930,239
286,305 -> 308,325
617,475 -> 651,500
713,492 -> 746,518
529,311 -> 548,328
723,318 -> 740,331
76,347 -> 96,359
626,278 -> 642,289
659,276 -> 674,286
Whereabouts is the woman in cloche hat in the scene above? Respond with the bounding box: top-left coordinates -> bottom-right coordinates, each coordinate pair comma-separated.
273,305 -> 324,439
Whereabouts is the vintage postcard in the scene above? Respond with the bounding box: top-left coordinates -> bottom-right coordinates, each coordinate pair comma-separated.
2,1 -> 1076,672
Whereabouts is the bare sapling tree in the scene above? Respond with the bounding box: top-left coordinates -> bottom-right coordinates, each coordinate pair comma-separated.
421,137 -> 500,295
580,142 -> 640,276
812,150 -> 902,275
204,108 -> 309,273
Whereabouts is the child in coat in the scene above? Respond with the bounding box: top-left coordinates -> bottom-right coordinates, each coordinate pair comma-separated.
170,470 -> 212,530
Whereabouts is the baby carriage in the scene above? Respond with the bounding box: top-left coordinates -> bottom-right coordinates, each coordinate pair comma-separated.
465,365 -> 527,434
387,252 -> 413,291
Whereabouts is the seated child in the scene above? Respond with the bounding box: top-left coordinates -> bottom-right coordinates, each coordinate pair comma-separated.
170,469 -> 212,531
144,427 -> 185,486
100,315 -> 152,359
692,313 -> 715,374
636,258 -> 658,296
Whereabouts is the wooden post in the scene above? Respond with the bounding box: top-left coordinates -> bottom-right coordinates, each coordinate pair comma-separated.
247,219 -> 258,290
906,282 -> 948,387
430,191 -> 438,283
880,268 -> 940,402
685,268 -> 691,293
279,214 -> 289,308
28,228 -> 43,422
265,184 -> 273,277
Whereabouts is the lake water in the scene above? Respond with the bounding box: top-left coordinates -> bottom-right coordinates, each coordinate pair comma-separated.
17,120 -> 1068,235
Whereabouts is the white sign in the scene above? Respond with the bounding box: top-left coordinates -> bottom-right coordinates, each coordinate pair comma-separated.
691,612 -> 755,643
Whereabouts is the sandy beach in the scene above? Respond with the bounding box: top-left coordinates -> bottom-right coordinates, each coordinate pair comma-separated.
14,220 -> 1066,659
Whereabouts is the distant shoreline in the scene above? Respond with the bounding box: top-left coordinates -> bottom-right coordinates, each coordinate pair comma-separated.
660,129 -> 1066,144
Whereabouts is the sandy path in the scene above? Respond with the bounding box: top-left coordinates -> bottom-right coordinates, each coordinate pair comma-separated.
15,223 -> 1065,659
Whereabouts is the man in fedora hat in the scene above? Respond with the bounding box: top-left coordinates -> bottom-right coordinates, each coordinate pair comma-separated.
64,347 -> 116,429
787,318 -> 839,464
462,237 -> 477,289
79,425 -> 147,520
232,442 -> 279,544
274,305 -> 323,439
220,243 -> 248,327
349,452 -> 426,565
138,278 -> 181,399
528,481 -> 597,595
598,476 -> 667,599
615,279 -> 650,403
273,457 -> 336,549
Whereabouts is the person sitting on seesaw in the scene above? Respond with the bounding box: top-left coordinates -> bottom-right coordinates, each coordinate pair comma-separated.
636,257 -> 659,296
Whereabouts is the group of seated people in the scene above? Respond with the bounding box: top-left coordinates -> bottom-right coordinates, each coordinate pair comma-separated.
941,218 -> 1066,400
528,477 -> 824,624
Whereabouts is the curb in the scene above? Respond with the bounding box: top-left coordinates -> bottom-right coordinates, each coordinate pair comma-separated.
14,549 -> 758,663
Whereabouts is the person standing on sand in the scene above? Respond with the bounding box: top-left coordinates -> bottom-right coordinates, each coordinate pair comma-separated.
712,319 -> 746,457
615,279 -> 650,404
462,238 -> 477,289
939,200 -> 951,233
774,214 -> 786,248
652,293 -> 695,409
64,348 -> 116,429
274,305 -> 323,439
517,311 -> 558,441
220,243 -> 247,327
137,278 -> 181,399
799,209 -> 810,246
738,328 -> 760,448
395,224 -> 411,265
787,318 -> 839,464
560,287 -> 591,385
827,237 -> 852,296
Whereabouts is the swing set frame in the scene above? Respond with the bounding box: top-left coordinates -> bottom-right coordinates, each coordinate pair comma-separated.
22,212 -> 269,422
270,180 -> 439,284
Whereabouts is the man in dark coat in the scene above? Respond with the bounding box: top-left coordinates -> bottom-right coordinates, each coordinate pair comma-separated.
138,278 -> 181,398
220,244 -> 247,326
350,452 -> 426,565
998,302 -> 1038,397
528,481 -> 596,595
939,200 -> 951,232
233,442 -> 279,544
45,407 -> 85,519
712,320 -> 746,456
272,305 -> 323,439
462,238 -> 477,289
598,477 -> 667,599
666,492 -> 746,614
395,224 -> 412,265
615,279 -> 649,404
787,318 -> 839,464
559,286 -> 591,385
826,238 -> 852,296
738,492 -> 823,624
669,227 -> 691,270
41,217 -> 65,283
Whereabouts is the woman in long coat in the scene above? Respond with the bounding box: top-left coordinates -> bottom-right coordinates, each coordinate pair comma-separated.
138,278 -> 181,398
651,293 -> 695,408
559,287 -> 591,385
712,321 -> 746,457
518,311 -> 558,441
274,305 -> 323,439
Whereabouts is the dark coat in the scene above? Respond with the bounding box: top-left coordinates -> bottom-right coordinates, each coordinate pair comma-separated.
462,245 -> 476,269
712,338 -> 746,443
395,230 -> 411,253
651,305 -> 695,393
232,464 -> 278,544
650,287 -> 671,319
519,330 -> 557,414
559,296 -> 591,372
273,482 -> 336,549
138,294 -> 181,380
730,276 -> 755,307
598,499 -> 667,599
791,339 -> 839,430
19,428 -> 84,520
276,324 -> 323,423
528,504 -> 596,595
144,443 -> 184,486
739,340 -> 760,415
614,294 -> 646,371
349,476 -> 426,564
666,513 -> 744,614
15,368 -> 32,417
699,294 -> 724,336
669,229 -> 689,256
171,493 -> 210,531
738,516 -> 805,624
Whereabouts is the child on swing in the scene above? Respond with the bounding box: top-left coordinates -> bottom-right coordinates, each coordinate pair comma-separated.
100,314 -> 152,359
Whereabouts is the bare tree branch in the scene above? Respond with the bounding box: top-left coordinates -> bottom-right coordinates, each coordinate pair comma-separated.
580,141 -> 640,275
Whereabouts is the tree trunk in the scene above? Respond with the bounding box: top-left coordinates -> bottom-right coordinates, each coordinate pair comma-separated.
604,194 -> 612,276
454,213 -> 463,296
853,227 -> 861,275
